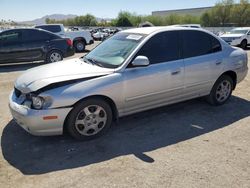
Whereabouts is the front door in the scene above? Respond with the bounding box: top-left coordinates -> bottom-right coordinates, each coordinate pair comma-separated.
123,31 -> 184,114
0,30 -> 24,63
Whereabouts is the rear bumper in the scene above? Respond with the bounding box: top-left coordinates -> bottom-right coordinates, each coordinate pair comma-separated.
237,66 -> 248,84
9,91 -> 72,136
64,47 -> 75,58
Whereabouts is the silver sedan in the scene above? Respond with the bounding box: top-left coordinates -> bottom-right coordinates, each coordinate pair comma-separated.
9,26 -> 248,140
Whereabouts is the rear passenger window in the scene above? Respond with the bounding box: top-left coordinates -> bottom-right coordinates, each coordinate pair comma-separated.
36,25 -> 61,33
136,31 -> 180,64
211,36 -> 222,53
36,31 -> 53,40
181,31 -> 222,58
23,30 -> 53,41
182,30 -> 212,58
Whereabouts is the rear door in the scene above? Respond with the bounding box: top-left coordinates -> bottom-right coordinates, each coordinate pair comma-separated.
22,29 -> 53,61
0,30 -> 23,63
181,30 -> 223,97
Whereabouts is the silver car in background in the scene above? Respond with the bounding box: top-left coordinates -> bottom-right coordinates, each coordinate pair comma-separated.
9,26 -> 248,140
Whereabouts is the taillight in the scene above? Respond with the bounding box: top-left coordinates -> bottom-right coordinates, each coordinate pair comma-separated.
66,39 -> 73,46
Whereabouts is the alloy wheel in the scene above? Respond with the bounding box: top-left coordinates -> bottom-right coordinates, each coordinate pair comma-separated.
50,52 -> 62,62
215,80 -> 231,103
75,105 -> 107,136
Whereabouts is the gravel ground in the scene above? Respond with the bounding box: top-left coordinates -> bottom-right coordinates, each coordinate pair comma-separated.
0,43 -> 249,188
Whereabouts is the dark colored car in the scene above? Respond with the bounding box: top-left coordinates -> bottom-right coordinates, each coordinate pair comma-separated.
0,28 -> 75,64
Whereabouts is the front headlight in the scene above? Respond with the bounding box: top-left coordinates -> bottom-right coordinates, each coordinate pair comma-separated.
31,96 -> 44,110
19,92 -> 52,110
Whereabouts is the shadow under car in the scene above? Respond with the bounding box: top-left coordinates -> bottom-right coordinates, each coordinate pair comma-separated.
1,96 -> 250,175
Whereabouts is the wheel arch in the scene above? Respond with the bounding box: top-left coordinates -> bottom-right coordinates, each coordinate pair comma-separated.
46,49 -> 63,62
220,70 -> 237,90
63,95 -> 119,134
242,38 -> 248,43
73,37 -> 86,45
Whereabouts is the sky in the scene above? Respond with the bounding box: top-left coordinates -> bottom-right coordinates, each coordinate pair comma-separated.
0,0 -> 240,21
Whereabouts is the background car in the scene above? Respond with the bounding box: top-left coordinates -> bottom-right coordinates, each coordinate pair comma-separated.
220,27 -> 250,49
35,24 -> 94,52
0,28 -> 74,64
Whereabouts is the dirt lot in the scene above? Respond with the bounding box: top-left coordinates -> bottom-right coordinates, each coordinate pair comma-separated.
0,43 -> 250,188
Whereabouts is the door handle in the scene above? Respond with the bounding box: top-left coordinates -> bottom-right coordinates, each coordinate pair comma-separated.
171,70 -> 181,75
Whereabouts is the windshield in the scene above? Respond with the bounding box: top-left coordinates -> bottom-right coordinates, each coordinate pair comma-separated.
85,33 -> 145,68
229,29 -> 249,34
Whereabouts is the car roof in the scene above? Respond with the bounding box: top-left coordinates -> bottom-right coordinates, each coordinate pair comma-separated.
0,28 -> 61,38
121,26 -> 206,35
35,24 -> 63,27
1,28 -> 39,32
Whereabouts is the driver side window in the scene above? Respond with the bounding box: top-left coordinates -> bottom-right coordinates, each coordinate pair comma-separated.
0,31 -> 21,43
135,31 -> 181,65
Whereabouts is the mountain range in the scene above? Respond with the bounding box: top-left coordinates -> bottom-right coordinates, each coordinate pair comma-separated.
19,14 -> 112,25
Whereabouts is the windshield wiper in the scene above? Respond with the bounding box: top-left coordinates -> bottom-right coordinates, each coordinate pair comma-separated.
87,58 -> 104,67
81,56 -> 92,64
81,56 -> 104,67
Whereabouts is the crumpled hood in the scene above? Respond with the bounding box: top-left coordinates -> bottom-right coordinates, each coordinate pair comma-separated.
15,58 -> 114,93
220,33 -> 244,38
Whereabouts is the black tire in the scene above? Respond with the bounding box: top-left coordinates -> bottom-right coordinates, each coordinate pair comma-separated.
240,40 -> 247,50
206,75 -> 233,106
46,50 -> 63,63
74,40 -> 86,52
66,98 -> 113,141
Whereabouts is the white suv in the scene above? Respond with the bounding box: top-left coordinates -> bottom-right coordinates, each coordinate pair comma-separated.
220,27 -> 250,49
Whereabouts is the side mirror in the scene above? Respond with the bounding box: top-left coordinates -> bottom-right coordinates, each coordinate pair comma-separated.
131,56 -> 150,67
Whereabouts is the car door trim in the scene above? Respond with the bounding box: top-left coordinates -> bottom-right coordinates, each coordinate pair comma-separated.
125,86 -> 184,102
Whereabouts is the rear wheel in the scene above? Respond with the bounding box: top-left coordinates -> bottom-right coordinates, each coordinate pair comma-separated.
66,98 -> 113,140
74,40 -> 86,52
240,39 -> 247,50
206,75 -> 233,106
46,50 -> 63,63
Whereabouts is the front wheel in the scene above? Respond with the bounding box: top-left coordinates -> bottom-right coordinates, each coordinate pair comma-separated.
240,40 -> 247,50
66,99 -> 113,140
206,75 -> 233,106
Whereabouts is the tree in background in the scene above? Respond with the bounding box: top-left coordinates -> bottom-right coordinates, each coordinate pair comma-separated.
44,0 -> 250,27
114,12 -> 133,27
200,12 -> 211,26
45,14 -> 97,26
213,0 -> 234,26
165,14 -> 180,25
201,0 -> 250,27
231,0 -> 250,26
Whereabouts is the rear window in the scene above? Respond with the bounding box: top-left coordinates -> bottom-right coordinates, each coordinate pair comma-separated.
211,36 -> 222,53
181,30 -> 221,59
35,25 -> 62,33
22,29 -> 58,41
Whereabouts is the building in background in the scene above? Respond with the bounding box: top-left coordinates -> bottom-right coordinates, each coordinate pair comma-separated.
152,7 -> 212,17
